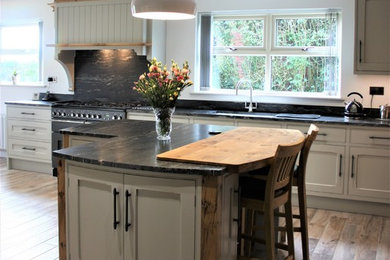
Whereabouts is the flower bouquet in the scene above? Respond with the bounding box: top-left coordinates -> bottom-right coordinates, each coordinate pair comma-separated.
133,58 -> 193,140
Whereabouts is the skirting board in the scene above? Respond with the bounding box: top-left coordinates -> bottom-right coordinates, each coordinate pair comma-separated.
292,195 -> 390,217
8,158 -> 52,175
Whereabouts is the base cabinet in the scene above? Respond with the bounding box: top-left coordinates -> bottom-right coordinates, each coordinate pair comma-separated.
67,165 -> 196,260
349,147 -> 390,202
305,144 -> 345,195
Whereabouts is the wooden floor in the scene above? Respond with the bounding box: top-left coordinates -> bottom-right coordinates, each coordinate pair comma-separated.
0,158 -> 59,260
0,157 -> 389,260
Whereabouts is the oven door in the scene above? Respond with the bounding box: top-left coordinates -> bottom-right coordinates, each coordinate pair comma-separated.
52,119 -> 90,176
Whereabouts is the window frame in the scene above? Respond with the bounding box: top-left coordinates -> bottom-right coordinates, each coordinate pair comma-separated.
0,22 -> 43,85
196,11 -> 341,98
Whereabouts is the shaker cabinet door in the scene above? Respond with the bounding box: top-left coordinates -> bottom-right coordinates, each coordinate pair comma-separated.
305,144 -> 345,195
348,147 -> 390,202
123,175 -> 196,260
67,165 -> 124,260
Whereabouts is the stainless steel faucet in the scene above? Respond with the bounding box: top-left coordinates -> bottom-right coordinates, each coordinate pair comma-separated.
235,78 -> 257,112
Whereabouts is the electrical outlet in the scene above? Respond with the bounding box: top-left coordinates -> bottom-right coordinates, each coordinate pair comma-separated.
369,86 -> 384,95
47,76 -> 57,83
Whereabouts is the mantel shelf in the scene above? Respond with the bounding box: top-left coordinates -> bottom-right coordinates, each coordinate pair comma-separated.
46,42 -> 152,48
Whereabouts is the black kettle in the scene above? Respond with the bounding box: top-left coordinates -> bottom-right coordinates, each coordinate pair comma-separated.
344,92 -> 364,117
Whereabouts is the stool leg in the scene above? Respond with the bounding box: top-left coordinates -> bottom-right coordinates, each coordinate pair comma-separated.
285,200 -> 295,259
264,206 -> 276,260
298,183 -> 309,260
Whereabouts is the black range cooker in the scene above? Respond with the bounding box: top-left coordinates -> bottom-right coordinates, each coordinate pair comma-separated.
51,100 -> 143,176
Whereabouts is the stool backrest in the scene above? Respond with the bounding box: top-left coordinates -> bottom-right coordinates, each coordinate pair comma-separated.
297,124 -> 319,178
265,140 -> 304,201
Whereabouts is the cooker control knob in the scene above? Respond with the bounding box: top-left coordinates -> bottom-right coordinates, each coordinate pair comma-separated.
112,115 -> 117,120
118,116 -> 122,120
52,112 -> 57,116
96,115 -> 102,119
62,112 -> 66,116
82,114 -> 86,118
75,113 -> 80,117
70,113 -> 75,117
86,114 -> 91,118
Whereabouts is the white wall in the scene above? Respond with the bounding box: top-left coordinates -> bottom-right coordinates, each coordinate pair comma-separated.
166,0 -> 390,108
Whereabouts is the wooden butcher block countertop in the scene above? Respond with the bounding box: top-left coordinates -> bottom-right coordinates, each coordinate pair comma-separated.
157,127 -> 305,173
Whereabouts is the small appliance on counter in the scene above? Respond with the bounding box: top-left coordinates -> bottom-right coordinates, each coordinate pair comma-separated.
380,104 -> 389,120
344,92 -> 364,118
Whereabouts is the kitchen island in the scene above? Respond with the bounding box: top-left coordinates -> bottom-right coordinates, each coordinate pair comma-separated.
53,120 -> 304,260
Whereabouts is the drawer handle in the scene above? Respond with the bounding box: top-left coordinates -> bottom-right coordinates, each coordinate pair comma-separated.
305,132 -> 327,136
369,136 -> 390,140
21,112 -> 35,115
339,154 -> 342,177
359,40 -> 362,63
21,128 -> 36,132
351,155 -> 355,178
22,147 -> 36,151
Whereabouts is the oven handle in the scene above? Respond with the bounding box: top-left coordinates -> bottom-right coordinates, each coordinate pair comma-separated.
51,119 -> 92,124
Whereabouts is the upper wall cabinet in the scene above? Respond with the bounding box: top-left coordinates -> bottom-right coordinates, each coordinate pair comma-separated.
355,0 -> 390,74
52,0 -> 147,48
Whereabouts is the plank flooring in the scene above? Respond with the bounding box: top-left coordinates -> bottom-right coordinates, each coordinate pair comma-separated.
0,157 -> 389,260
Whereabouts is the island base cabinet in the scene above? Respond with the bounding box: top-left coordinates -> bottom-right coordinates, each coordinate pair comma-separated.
348,147 -> 390,203
66,164 -> 197,260
123,175 -> 196,260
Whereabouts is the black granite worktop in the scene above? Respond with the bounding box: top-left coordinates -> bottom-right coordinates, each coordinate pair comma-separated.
53,120 -> 234,175
128,107 -> 390,128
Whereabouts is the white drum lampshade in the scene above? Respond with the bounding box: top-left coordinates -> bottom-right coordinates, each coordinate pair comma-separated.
131,0 -> 196,20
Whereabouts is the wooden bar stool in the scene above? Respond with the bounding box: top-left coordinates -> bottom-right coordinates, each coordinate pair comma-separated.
291,124 -> 319,260
239,140 -> 304,260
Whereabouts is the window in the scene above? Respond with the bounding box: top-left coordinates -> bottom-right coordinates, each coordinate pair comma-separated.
0,22 -> 43,84
198,11 -> 340,97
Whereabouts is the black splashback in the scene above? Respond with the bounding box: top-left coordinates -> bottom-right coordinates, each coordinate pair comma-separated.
74,49 -> 149,103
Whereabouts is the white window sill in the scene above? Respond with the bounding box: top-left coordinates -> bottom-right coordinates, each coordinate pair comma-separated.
0,82 -> 46,88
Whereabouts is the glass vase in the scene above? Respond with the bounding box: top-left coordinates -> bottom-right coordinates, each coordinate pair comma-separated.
153,107 -> 175,140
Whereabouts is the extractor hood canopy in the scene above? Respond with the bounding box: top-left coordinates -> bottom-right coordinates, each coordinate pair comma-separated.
131,0 -> 196,20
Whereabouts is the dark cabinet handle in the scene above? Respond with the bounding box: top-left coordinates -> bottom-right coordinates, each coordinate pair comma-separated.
125,190 -> 132,232
369,136 -> 390,140
22,147 -> 36,151
339,154 -> 342,177
305,132 -> 327,136
359,40 -> 362,63
21,128 -> 36,131
113,188 -> 120,230
21,112 -> 35,115
351,155 -> 355,178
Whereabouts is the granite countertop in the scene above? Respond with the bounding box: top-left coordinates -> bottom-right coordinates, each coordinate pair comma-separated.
54,120 -> 234,175
5,100 -> 54,107
128,107 -> 390,128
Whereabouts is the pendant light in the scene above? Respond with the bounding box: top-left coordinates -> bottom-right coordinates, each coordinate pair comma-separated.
131,0 -> 196,20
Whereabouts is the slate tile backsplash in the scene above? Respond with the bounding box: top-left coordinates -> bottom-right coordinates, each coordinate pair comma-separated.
74,49 -> 149,104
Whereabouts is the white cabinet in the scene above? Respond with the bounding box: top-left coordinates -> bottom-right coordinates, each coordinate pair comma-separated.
305,144 -> 345,195
67,164 -> 197,260
123,175 -> 196,260
355,0 -> 390,74
348,128 -> 390,203
6,104 -> 52,174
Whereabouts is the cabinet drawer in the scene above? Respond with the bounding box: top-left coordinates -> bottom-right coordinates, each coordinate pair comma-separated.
8,138 -> 51,161
7,106 -> 51,121
7,120 -> 51,140
350,128 -> 390,146
287,124 -> 346,143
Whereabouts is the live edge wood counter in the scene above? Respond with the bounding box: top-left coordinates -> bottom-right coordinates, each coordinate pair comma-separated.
53,120 -> 304,260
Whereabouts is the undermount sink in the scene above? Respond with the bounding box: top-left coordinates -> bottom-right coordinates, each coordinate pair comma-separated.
214,111 -> 275,119
275,113 -> 321,119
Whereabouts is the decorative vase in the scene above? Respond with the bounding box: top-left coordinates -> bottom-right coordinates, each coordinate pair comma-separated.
153,107 -> 175,140
12,75 -> 18,85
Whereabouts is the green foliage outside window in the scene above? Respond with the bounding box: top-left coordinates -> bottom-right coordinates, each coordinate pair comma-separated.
213,19 -> 264,47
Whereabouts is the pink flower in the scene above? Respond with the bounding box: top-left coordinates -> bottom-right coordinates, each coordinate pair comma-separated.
139,74 -> 145,80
